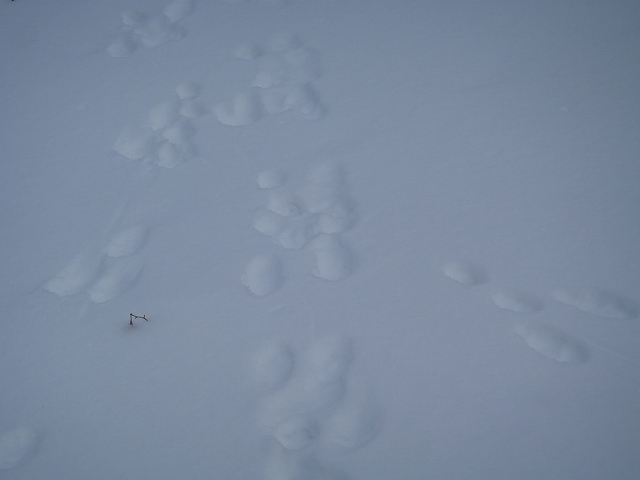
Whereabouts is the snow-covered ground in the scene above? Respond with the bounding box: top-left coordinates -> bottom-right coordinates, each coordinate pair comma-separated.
1,0 -> 639,478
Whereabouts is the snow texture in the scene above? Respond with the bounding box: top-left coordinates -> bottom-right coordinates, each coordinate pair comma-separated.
0,427 -> 38,470
553,288 -> 638,319
514,322 -> 590,364
2,0 -> 640,478
241,254 -> 283,296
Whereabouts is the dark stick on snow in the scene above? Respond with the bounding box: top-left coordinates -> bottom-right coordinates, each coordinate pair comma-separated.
129,313 -> 148,326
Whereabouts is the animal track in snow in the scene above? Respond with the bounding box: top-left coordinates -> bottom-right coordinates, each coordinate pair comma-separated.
251,336 -> 378,479
442,261 -> 640,364
249,162 -> 356,290
44,251 -> 105,297
514,321 -> 590,363
0,426 -> 39,470
113,82 -> 205,168
45,224 -> 149,304
216,33 -> 323,126
106,0 -> 194,57
552,288 -> 638,319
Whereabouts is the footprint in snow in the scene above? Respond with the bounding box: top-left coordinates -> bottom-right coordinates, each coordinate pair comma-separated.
113,82 -> 205,168
0,426 -> 39,470
44,251 -> 105,297
249,162 -> 356,290
552,287 -> 638,319
443,261 -> 640,364
443,262 -> 590,362
241,254 -> 283,297
252,336 -> 378,457
514,321 -> 589,364
216,33 -> 324,126
45,223 -> 150,304
106,0 -> 195,57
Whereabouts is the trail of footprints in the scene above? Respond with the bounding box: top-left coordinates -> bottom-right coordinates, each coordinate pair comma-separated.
107,0 -> 195,57
44,224 -> 149,304
216,33 -> 324,126
46,81 -> 206,303
249,336 -> 378,480
46,1 -> 374,473
242,162 -> 356,296
442,261 -> 639,364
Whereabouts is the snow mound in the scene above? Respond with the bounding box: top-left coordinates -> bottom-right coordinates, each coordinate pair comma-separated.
241,255 -> 283,296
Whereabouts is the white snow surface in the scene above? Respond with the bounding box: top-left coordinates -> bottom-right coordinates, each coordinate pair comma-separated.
2,0 -> 640,479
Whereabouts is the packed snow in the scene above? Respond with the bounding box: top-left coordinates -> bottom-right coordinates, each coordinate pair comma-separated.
2,0 -> 640,479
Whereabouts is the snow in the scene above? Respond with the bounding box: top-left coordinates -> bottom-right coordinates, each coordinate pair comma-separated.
241,254 -> 283,296
442,261 -> 486,286
0,427 -> 39,471
2,0 -> 640,478
514,321 -> 590,364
